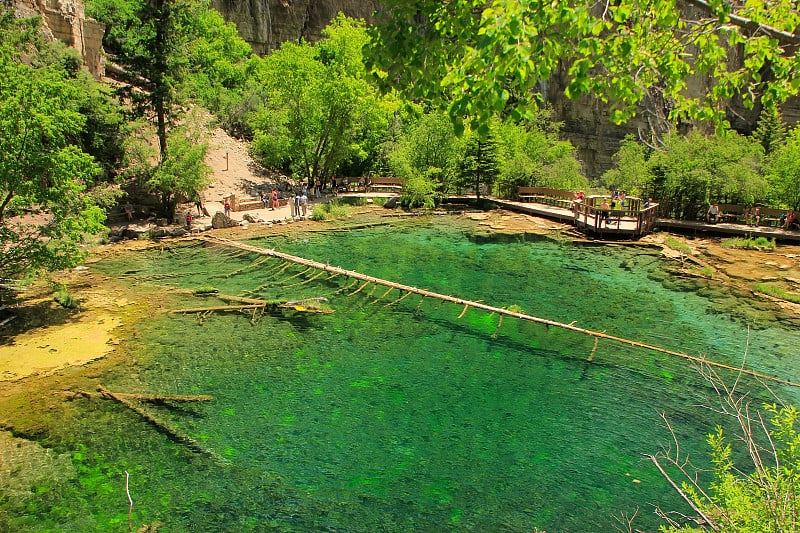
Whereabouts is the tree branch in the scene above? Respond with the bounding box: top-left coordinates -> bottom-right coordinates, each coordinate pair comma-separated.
681,0 -> 800,46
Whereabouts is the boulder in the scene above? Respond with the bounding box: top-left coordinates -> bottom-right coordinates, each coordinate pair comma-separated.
383,196 -> 398,209
212,211 -> 239,229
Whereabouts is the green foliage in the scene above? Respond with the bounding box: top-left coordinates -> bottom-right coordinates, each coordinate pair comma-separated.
496,114 -> 587,197
0,41 -> 104,278
310,201 -> 354,221
632,131 -> 764,219
367,0 -> 800,133
722,236 -> 776,251
601,135 -> 649,196
664,236 -> 692,255
123,111 -> 211,219
457,129 -> 501,199
249,15 -> 400,181
388,110 -> 464,194
666,405 -> 800,532
753,106 -> 787,156
53,290 -> 79,309
400,173 -> 437,209
765,125 -> 800,211
753,284 -> 800,303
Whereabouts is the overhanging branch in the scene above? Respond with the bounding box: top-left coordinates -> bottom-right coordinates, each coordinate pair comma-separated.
682,0 -> 800,46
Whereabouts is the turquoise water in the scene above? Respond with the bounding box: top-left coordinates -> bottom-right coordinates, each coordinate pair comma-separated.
9,218 -> 800,532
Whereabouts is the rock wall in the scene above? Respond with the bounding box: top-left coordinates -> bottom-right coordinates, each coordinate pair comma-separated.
14,0 -> 105,76
211,0 -> 380,55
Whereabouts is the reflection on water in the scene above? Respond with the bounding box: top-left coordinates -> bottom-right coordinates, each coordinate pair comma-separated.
8,218 -> 800,532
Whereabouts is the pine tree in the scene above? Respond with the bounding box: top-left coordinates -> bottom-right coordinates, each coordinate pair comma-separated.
754,106 -> 787,156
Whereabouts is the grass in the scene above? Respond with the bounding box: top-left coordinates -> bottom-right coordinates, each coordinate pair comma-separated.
722,236 -> 776,251
753,283 -> 800,303
665,236 -> 692,255
699,266 -> 714,278
310,199 -> 368,221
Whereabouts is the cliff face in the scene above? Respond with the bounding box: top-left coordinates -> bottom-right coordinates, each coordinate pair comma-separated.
211,0 -> 380,55
15,0 -> 105,76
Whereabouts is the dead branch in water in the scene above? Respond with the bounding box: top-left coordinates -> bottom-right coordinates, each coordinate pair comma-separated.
57,390 -> 213,402
97,386 -> 230,465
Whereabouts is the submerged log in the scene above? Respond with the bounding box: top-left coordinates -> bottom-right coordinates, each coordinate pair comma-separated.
57,390 -> 213,402
98,386 -> 230,465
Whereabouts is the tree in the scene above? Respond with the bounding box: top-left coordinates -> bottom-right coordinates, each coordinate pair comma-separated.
0,44 -> 103,279
765,126 -> 800,211
366,0 -> 800,133
496,115 -> 587,197
122,112 -> 211,218
646,131 -> 765,218
89,0 -> 237,219
388,110 -> 465,194
249,15 -> 399,183
601,136 -> 650,197
458,130 -> 501,199
753,106 -> 788,156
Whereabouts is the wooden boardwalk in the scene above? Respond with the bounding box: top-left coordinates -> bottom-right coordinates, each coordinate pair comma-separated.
490,198 -> 655,239
657,218 -> 800,243
490,198 -> 800,242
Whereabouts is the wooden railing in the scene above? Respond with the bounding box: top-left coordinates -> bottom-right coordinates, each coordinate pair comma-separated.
573,198 -> 659,236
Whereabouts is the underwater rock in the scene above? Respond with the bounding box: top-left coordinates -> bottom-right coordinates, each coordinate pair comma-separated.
212,211 -> 238,229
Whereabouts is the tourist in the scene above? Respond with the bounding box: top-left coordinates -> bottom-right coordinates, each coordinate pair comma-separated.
707,203 -> 720,224
271,188 -> 278,210
223,197 -> 231,217
300,190 -> 308,218
260,191 -> 267,208
123,200 -> 133,221
315,179 -> 322,198
193,191 -> 203,215
186,210 -> 192,231
752,206 -> 761,226
599,198 -> 611,227
294,192 -> 301,218
785,210 -> 797,230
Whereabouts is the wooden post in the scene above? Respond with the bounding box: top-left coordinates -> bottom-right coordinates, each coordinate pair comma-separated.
224,151 -> 229,171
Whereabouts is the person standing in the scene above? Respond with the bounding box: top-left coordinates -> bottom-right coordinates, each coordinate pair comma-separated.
300,190 -> 308,218
123,200 -> 133,221
223,197 -> 231,217
271,188 -> 278,210
599,198 -> 611,227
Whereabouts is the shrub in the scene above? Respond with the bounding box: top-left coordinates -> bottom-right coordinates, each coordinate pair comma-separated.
54,290 -> 79,309
722,236 -> 776,251
310,200 -> 353,221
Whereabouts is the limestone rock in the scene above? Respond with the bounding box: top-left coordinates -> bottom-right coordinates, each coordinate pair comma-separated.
211,0 -> 380,55
212,211 -> 239,229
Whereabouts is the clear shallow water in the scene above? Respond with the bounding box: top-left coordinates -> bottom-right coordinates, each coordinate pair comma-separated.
11,218 -> 800,532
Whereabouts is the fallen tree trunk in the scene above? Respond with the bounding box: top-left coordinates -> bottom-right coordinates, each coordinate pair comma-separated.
98,386 -> 230,465
192,235 -> 800,388
57,390 -> 213,402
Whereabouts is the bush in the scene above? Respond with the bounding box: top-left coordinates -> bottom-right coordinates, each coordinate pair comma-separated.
722,236 -> 776,251
310,200 -> 353,221
53,290 -> 79,309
